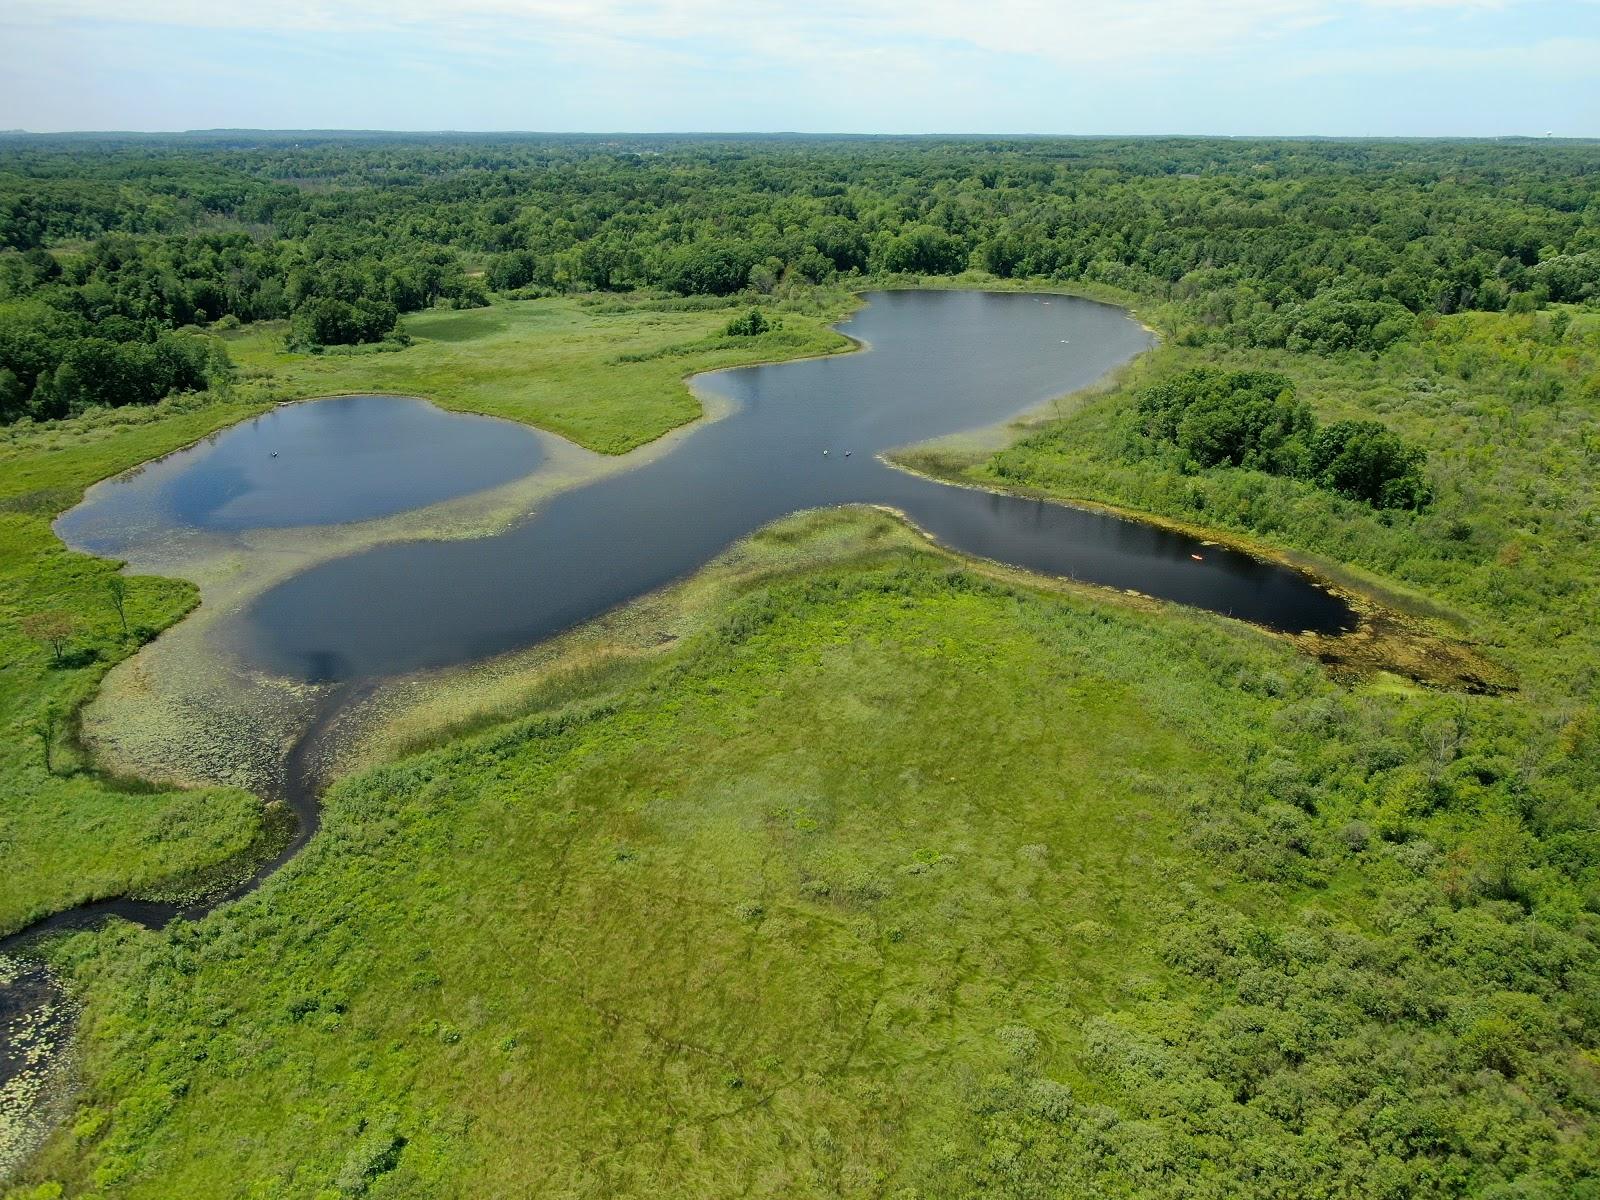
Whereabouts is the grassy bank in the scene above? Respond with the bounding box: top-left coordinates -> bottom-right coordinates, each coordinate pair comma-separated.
966,307 -> 1600,697
225,292 -> 856,455
11,508 -> 1599,1197
0,291 -> 855,938
0,395 -> 279,935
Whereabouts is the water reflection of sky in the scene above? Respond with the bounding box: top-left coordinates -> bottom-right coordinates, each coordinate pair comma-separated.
230,293 -> 1354,683
57,395 -> 545,552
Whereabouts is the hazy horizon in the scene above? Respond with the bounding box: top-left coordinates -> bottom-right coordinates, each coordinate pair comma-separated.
2,129 -> 1598,141
2,1 -> 1597,139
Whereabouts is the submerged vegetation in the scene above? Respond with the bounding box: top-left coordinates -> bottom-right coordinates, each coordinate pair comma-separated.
0,394 -> 281,936
0,289 -> 856,942
1,134 -> 1598,1196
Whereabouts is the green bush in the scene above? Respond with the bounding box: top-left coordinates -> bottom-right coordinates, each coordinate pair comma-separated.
1137,368 -> 1310,473
287,296 -> 398,349
724,307 -> 771,337
1132,366 -> 1429,509
1307,418 -> 1431,509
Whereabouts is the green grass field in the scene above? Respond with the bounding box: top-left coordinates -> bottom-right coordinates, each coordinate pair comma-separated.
0,395 -> 279,935
226,295 -> 855,455
5,295 -> 1600,1198
16,550 -> 1202,1194
17,518 -> 1600,1196
0,294 -> 853,938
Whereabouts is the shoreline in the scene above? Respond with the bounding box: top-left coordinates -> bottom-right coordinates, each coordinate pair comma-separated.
12,284 -> 1477,945
0,284 -> 1481,1183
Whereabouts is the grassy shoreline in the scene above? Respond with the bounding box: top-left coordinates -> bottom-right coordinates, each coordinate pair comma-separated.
221,292 -> 861,455
0,396 -> 281,937
5,281 -> 1541,940
4,283 -> 1597,1198
7,520 -> 1331,1195
17,502 -> 1599,1197
0,291 -> 862,940
884,448 -> 1511,692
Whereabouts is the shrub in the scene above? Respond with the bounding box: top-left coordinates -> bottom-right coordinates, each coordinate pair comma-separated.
288,296 -> 398,348
335,1127 -> 406,1195
724,308 -> 771,337
1132,368 -> 1429,509
1137,368 -> 1310,473
1307,419 -> 1431,509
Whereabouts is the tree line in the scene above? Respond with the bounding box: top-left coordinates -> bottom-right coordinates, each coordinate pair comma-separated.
1,133 -> 1597,423
1133,367 -> 1432,509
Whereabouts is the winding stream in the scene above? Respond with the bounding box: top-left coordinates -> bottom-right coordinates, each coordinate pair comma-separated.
1,294 -> 1356,1158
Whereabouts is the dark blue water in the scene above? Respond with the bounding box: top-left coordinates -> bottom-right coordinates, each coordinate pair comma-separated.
56,393 -> 544,543
229,291 -> 1352,681
56,292 -> 1353,685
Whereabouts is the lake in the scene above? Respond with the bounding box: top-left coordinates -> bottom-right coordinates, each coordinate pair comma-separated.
60,291 -> 1354,687
57,392 -> 546,541
2,290 -> 1359,1058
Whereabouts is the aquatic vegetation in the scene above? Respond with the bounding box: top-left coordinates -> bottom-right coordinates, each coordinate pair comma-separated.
0,396 -> 278,936
0,294 -> 855,939
0,956 -> 77,1182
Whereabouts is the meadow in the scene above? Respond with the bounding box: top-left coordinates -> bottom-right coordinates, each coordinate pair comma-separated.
223,293 -> 855,455
0,393 -> 276,934
0,293 -> 852,938
3,294 -> 1598,1197
11,513 -> 1598,1197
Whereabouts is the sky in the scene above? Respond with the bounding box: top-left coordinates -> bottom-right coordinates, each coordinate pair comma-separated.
1,1 -> 1597,137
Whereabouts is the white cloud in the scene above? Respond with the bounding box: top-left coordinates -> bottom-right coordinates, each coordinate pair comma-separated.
6,0 -> 1577,70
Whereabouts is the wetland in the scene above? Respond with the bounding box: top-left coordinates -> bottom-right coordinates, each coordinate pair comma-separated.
60,291 -> 1351,692
3,132 -> 1594,1200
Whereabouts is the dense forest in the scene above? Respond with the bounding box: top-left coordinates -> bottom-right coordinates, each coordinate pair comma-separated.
1,134 -> 1597,422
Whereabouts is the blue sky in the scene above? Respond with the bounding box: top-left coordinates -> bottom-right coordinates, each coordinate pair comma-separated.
2,1 -> 1597,136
